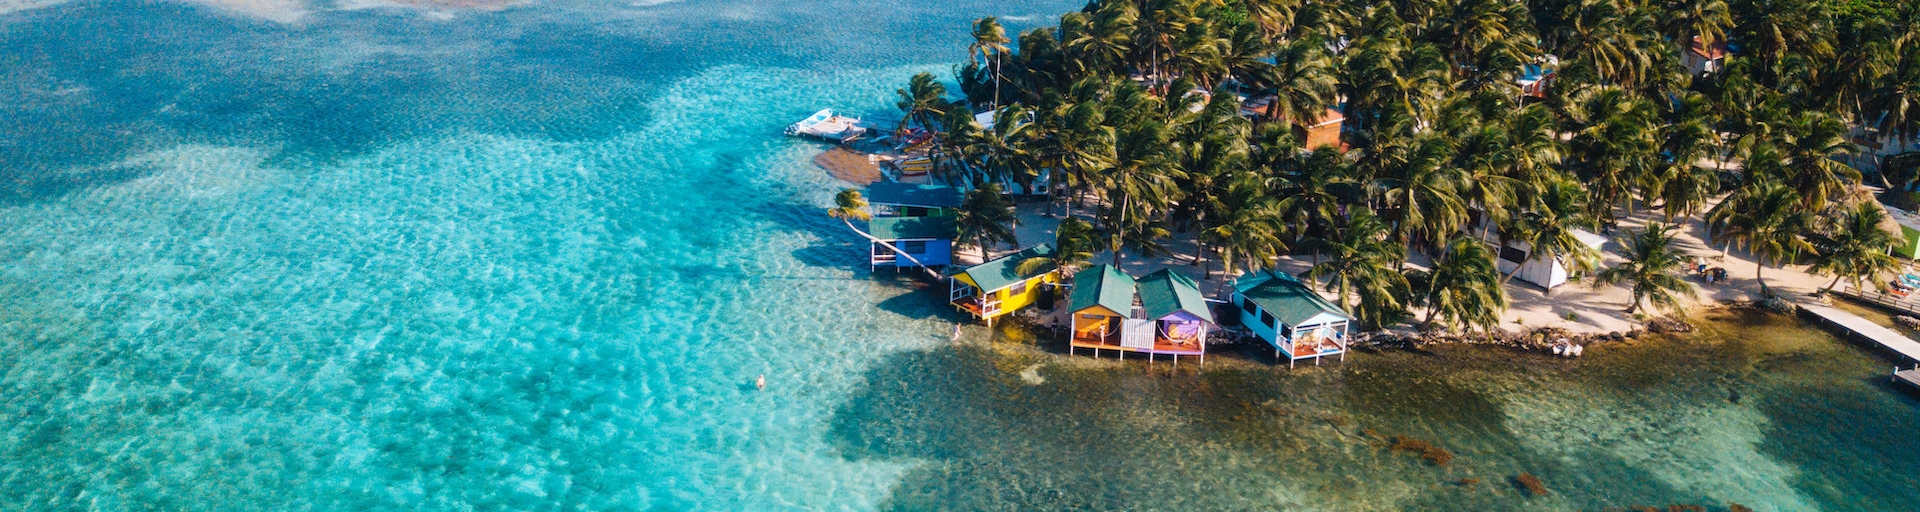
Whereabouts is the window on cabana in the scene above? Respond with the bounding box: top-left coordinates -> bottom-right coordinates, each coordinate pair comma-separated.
1010,280 -> 1028,296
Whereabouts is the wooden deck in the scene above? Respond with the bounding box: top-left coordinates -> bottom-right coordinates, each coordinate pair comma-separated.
1798,302 -> 1920,363
1897,368 -> 1920,390
1831,286 -> 1920,318
1069,337 -> 1205,357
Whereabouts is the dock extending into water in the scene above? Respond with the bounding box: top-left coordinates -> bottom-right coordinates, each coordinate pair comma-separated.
1797,301 -> 1920,389
1798,302 -> 1920,362
1898,368 -> 1920,389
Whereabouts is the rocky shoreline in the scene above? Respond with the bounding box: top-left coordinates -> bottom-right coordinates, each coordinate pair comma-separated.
1341,301 -> 1816,356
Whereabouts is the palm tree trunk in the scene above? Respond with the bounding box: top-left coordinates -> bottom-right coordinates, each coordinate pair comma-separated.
992,53 -> 1003,108
1826,274 -> 1843,292
842,218 -> 943,280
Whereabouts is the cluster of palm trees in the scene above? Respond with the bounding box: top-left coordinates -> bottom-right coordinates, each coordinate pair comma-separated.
879,0 -> 1920,335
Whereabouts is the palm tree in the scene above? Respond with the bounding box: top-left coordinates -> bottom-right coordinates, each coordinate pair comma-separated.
1433,0 -> 1535,88
1018,217 -> 1098,277
1038,100 -> 1116,217
1270,147 -> 1360,243
1095,116 -> 1185,266
1418,238 -> 1508,337
1503,104 -> 1566,200
1565,86 -> 1658,222
895,72 -> 950,132
1240,0 -> 1298,37
1062,4 -> 1136,77
1770,112 -> 1863,212
1659,0 -> 1732,52
1807,202 -> 1901,293
1131,0 -> 1201,89
1260,36 -> 1338,125
1867,49 -> 1920,152
1648,103 -> 1720,221
1544,0 -> 1657,87
1506,179 -> 1601,295
955,184 -> 1019,257
1706,179 -> 1814,291
1200,175 -> 1286,278
1730,0 -> 1835,77
962,104 -> 1041,191
1596,222 -> 1698,314
1374,136 -> 1468,257
828,189 -> 941,279
970,17 -> 1012,108
1305,209 -> 1409,326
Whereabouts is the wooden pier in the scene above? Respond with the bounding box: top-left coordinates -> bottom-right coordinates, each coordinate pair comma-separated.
1830,286 -> 1920,318
1897,367 -> 1920,389
1797,301 -> 1920,390
1798,302 -> 1920,362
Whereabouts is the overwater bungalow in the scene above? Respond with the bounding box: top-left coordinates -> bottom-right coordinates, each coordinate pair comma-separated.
1067,266 -> 1215,364
1231,270 -> 1353,367
865,182 -> 963,217
867,215 -> 954,271
949,244 -> 1059,326
1067,264 -> 1142,355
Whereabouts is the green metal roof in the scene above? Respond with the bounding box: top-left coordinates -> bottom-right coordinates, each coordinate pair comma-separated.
1233,269 -> 1349,326
1069,264 -> 1135,315
954,243 -> 1056,292
865,182 -> 963,209
868,215 -> 955,241
1138,269 -> 1215,324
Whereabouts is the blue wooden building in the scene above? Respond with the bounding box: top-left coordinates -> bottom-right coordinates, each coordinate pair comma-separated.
867,215 -> 955,271
1230,270 -> 1354,367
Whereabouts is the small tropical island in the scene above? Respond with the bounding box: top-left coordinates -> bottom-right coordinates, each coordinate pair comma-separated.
806,0 -> 1920,368
802,3 -> 1920,510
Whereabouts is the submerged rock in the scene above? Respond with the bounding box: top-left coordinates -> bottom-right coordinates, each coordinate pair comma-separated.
1645,317 -> 1695,333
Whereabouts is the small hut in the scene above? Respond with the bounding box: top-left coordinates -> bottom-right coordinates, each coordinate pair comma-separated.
1068,264 -> 1138,355
1684,37 -> 1729,76
867,215 -> 955,271
1292,108 -> 1346,152
1517,55 -> 1559,100
949,244 -> 1060,326
1066,266 -> 1215,364
1137,269 -> 1215,360
1231,270 -> 1354,367
866,182 -> 963,217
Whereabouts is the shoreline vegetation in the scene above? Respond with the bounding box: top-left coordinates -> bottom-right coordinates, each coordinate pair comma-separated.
825,0 -> 1920,351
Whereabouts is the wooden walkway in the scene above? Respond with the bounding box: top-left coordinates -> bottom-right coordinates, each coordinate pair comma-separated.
1897,368 -> 1920,389
1798,302 -> 1920,363
1830,286 -> 1920,317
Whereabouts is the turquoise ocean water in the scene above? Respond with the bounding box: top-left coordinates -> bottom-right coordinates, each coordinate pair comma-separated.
1,1 -> 1917,510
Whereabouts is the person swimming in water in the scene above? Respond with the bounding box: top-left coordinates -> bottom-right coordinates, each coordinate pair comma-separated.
755,374 -> 766,390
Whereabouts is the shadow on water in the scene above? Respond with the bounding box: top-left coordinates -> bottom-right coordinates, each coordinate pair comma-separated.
0,164 -> 155,206
824,327 -> 1751,511
1756,367 -> 1920,511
